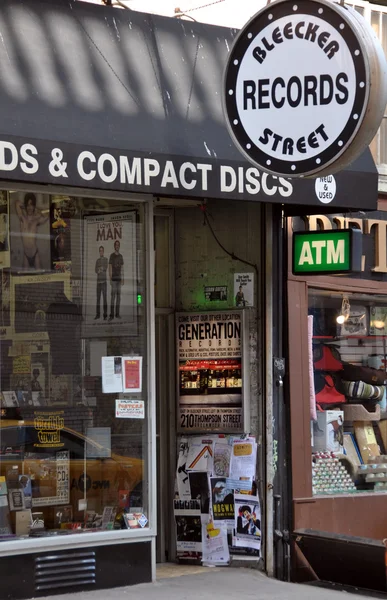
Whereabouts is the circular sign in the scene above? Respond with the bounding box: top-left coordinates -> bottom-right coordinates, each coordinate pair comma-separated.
315,175 -> 336,203
223,0 -> 387,178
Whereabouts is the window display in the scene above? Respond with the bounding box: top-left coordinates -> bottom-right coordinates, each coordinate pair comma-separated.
0,191 -> 150,540
309,289 -> 387,495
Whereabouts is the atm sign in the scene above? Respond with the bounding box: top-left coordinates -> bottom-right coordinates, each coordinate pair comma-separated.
292,229 -> 362,275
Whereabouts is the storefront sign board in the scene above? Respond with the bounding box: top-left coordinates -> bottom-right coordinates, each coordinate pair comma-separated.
293,229 -> 362,274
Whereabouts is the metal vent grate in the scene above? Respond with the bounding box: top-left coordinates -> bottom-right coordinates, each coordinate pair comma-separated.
35,551 -> 96,592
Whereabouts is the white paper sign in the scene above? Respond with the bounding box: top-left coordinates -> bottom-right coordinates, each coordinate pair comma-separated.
230,438 -> 257,481
102,356 -> 123,393
202,521 -> 230,566
115,399 -> 145,419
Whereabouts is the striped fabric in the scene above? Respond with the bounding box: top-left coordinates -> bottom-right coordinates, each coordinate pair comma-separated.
341,380 -> 385,401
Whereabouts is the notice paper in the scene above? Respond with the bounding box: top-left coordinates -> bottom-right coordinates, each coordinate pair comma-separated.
102,356 -> 123,394
176,439 -> 191,500
229,437 -> 257,481
122,357 -> 142,393
202,521 -> 230,566
115,399 -> 145,419
213,442 -> 232,478
186,437 -> 214,472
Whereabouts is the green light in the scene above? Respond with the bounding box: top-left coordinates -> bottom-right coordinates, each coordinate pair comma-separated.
137,294 -> 142,305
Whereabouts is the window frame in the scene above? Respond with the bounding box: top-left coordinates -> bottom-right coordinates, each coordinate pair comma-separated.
0,184 -> 157,556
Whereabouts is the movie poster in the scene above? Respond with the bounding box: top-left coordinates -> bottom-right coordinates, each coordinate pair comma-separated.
9,192 -> 51,273
50,195 -> 75,273
177,312 -> 243,433
83,213 -> 137,337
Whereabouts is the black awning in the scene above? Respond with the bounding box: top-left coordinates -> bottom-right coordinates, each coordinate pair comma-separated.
0,0 -> 378,210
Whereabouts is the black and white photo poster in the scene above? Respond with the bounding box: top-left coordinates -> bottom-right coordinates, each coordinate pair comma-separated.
9,192 -> 50,273
83,213 -> 137,336
233,493 -> 261,551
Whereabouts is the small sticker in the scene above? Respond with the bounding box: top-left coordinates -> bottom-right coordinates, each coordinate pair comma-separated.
315,176 -> 336,204
138,514 -> 148,528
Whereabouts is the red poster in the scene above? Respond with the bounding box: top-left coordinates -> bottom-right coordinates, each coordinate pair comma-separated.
122,356 -> 142,393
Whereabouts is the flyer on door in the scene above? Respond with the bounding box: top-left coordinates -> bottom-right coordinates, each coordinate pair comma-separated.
122,356 -> 142,393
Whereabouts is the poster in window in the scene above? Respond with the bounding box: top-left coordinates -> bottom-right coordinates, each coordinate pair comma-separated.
177,312 -> 243,433
10,373 -> 31,408
122,356 -> 142,393
370,306 -> 387,335
30,353 -> 49,406
0,270 -> 12,339
83,212 -> 137,337
26,450 -> 70,507
12,273 -> 71,340
9,192 -> 50,274
0,192 -> 10,269
50,195 -> 75,274
49,375 -> 72,407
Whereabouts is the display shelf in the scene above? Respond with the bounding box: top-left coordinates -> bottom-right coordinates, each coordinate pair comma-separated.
343,403 -> 381,422
313,335 -> 387,340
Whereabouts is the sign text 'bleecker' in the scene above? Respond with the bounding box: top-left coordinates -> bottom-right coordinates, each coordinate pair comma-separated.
292,229 -> 362,274
224,0 -> 387,177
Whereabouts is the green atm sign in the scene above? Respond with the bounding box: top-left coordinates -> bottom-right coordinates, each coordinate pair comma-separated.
293,229 -> 362,275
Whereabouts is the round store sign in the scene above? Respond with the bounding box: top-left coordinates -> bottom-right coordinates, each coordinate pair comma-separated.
223,0 -> 387,178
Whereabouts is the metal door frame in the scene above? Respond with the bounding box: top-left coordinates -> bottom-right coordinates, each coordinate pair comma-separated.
154,209 -> 176,563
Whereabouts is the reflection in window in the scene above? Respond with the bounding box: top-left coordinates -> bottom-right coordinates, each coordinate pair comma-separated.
309,289 -> 387,496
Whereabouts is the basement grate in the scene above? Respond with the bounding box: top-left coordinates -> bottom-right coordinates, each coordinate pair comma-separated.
34,550 -> 96,593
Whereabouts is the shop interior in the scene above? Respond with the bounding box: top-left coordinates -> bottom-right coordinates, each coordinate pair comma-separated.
0,191 -> 149,537
309,289 -> 387,495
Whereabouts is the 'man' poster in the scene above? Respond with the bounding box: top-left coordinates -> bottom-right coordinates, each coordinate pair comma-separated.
83,213 -> 137,337
177,312 -> 243,433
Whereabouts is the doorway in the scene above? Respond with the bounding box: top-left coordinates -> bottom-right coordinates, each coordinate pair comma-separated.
154,210 -> 176,563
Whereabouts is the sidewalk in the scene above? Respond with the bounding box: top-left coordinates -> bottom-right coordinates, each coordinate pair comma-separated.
39,564 -> 370,600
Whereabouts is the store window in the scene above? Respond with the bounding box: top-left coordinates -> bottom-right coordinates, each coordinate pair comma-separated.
309,289 -> 387,496
0,191 -> 151,539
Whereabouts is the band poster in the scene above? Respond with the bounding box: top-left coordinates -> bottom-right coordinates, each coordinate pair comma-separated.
177,312 -> 243,433
83,212 -> 137,337
50,195 -> 75,273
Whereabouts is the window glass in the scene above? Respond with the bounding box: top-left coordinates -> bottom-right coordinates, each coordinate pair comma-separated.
309,289 -> 387,496
0,192 -> 149,538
